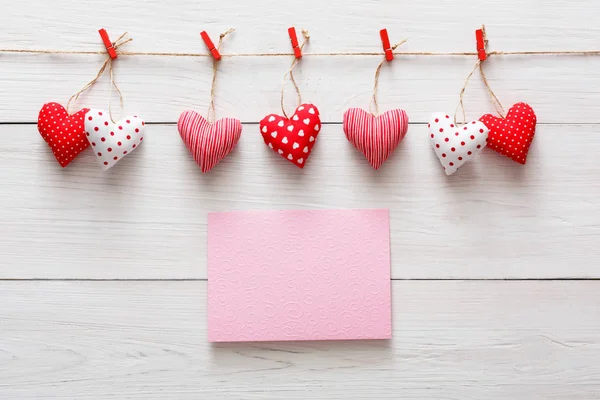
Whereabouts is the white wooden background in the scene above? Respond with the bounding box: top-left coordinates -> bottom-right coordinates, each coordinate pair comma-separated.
1,0 -> 600,398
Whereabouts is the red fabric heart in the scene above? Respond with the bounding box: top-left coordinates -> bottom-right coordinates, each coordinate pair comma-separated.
343,108 -> 409,170
479,102 -> 537,165
178,110 -> 242,173
37,102 -> 90,167
260,104 -> 321,168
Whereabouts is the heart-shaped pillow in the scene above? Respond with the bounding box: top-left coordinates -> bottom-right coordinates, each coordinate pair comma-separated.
429,113 -> 489,175
84,109 -> 145,169
479,102 -> 537,165
177,110 -> 242,173
343,108 -> 408,170
260,104 -> 320,168
37,102 -> 90,167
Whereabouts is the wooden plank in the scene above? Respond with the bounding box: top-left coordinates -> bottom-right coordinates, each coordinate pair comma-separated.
3,0 -> 599,53
1,53 -> 599,124
1,0 -> 600,123
1,281 -> 599,399
1,124 -> 598,280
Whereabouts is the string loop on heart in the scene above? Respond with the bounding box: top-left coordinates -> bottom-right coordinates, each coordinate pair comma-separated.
207,28 -> 235,124
66,32 -> 132,123
369,38 -> 407,116
454,25 -> 506,125
280,29 -> 310,119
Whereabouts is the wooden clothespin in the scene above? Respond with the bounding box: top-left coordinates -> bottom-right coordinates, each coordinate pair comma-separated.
99,28 -> 118,59
475,25 -> 487,61
380,29 -> 394,62
288,27 -> 302,58
201,31 -> 221,61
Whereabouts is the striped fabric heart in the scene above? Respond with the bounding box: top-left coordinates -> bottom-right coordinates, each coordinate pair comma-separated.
178,111 -> 242,173
343,108 -> 409,170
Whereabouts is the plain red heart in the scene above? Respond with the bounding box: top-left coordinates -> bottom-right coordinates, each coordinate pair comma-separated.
178,110 -> 242,173
37,102 -> 90,167
479,102 -> 537,165
260,104 -> 321,169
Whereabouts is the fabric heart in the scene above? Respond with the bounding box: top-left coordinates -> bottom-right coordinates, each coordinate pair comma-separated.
37,102 -> 90,167
260,104 -> 321,168
177,110 -> 242,173
429,113 -> 489,175
479,102 -> 537,165
84,109 -> 145,169
343,108 -> 409,170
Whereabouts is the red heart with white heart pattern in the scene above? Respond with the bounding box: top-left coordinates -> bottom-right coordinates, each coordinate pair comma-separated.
84,109 -> 145,169
37,102 -> 90,167
177,110 -> 242,173
260,104 -> 321,168
479,102 -> 537,165
343,108 -> 409,170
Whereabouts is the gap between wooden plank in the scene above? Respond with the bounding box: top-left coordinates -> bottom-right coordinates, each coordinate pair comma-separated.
0,122 -> 597,126
1,278 -> 599,282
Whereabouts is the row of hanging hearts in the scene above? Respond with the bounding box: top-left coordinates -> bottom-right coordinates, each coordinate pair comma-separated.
38,101 -> 536,175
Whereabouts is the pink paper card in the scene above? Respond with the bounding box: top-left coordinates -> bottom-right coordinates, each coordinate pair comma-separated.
207,209 -> 391,342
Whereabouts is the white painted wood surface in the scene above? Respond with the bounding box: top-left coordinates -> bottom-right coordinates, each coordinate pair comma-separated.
2,281 -> 600,399
1,124 -> 599,279
1,0 -> 599,398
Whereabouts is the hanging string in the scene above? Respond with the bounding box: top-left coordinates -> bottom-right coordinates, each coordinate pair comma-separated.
2,48 -> 600,58
280,29 -> 310,118
453,25 -> 505,125
478,59 -> 506,117
369,38 -> 408,116
454,60 -> 482,125
207,28 -> 235,123
66,32 -> 132,122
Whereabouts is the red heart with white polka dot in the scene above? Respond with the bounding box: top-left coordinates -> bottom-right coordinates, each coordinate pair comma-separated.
260,104 -> 320,169
84,109 -> 145,169
479,102 -> 537,165
37,102 -> 90,167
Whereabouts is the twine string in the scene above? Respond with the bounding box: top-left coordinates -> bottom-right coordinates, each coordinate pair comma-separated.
453,25 -> 505,125
280,29 -> 310,118
66,32 -> 132,122
454,60 -> 481,125
3,48 -> 599,57
207,28 -> 235,123
369,38 -> 407,116
479,61 -> 505,117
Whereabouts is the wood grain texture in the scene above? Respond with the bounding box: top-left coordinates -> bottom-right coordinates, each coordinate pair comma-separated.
1,124 -> 598,279
1,281 -> 600,399
2,54 -> 599,124
1,0 -> 600,123
1,1 -> 600,397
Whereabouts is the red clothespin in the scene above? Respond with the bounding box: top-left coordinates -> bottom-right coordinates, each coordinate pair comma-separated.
99,28 -> 118,59
380,29 -> 393,62
475,27 -> 487,61
201,31 -> 221,61
288,27 -> 302,58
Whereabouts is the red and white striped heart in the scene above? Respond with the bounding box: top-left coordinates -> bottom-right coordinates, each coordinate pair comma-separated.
343,108 -> 409,170
178,110 -> 242,173
428,113 -> 488,175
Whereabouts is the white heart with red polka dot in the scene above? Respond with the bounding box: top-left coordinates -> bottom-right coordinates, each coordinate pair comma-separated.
428,113 -> 488,175
84,110 -> 145,170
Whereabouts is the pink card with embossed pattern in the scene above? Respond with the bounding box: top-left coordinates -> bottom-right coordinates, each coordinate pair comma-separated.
207,209 -> 391,342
